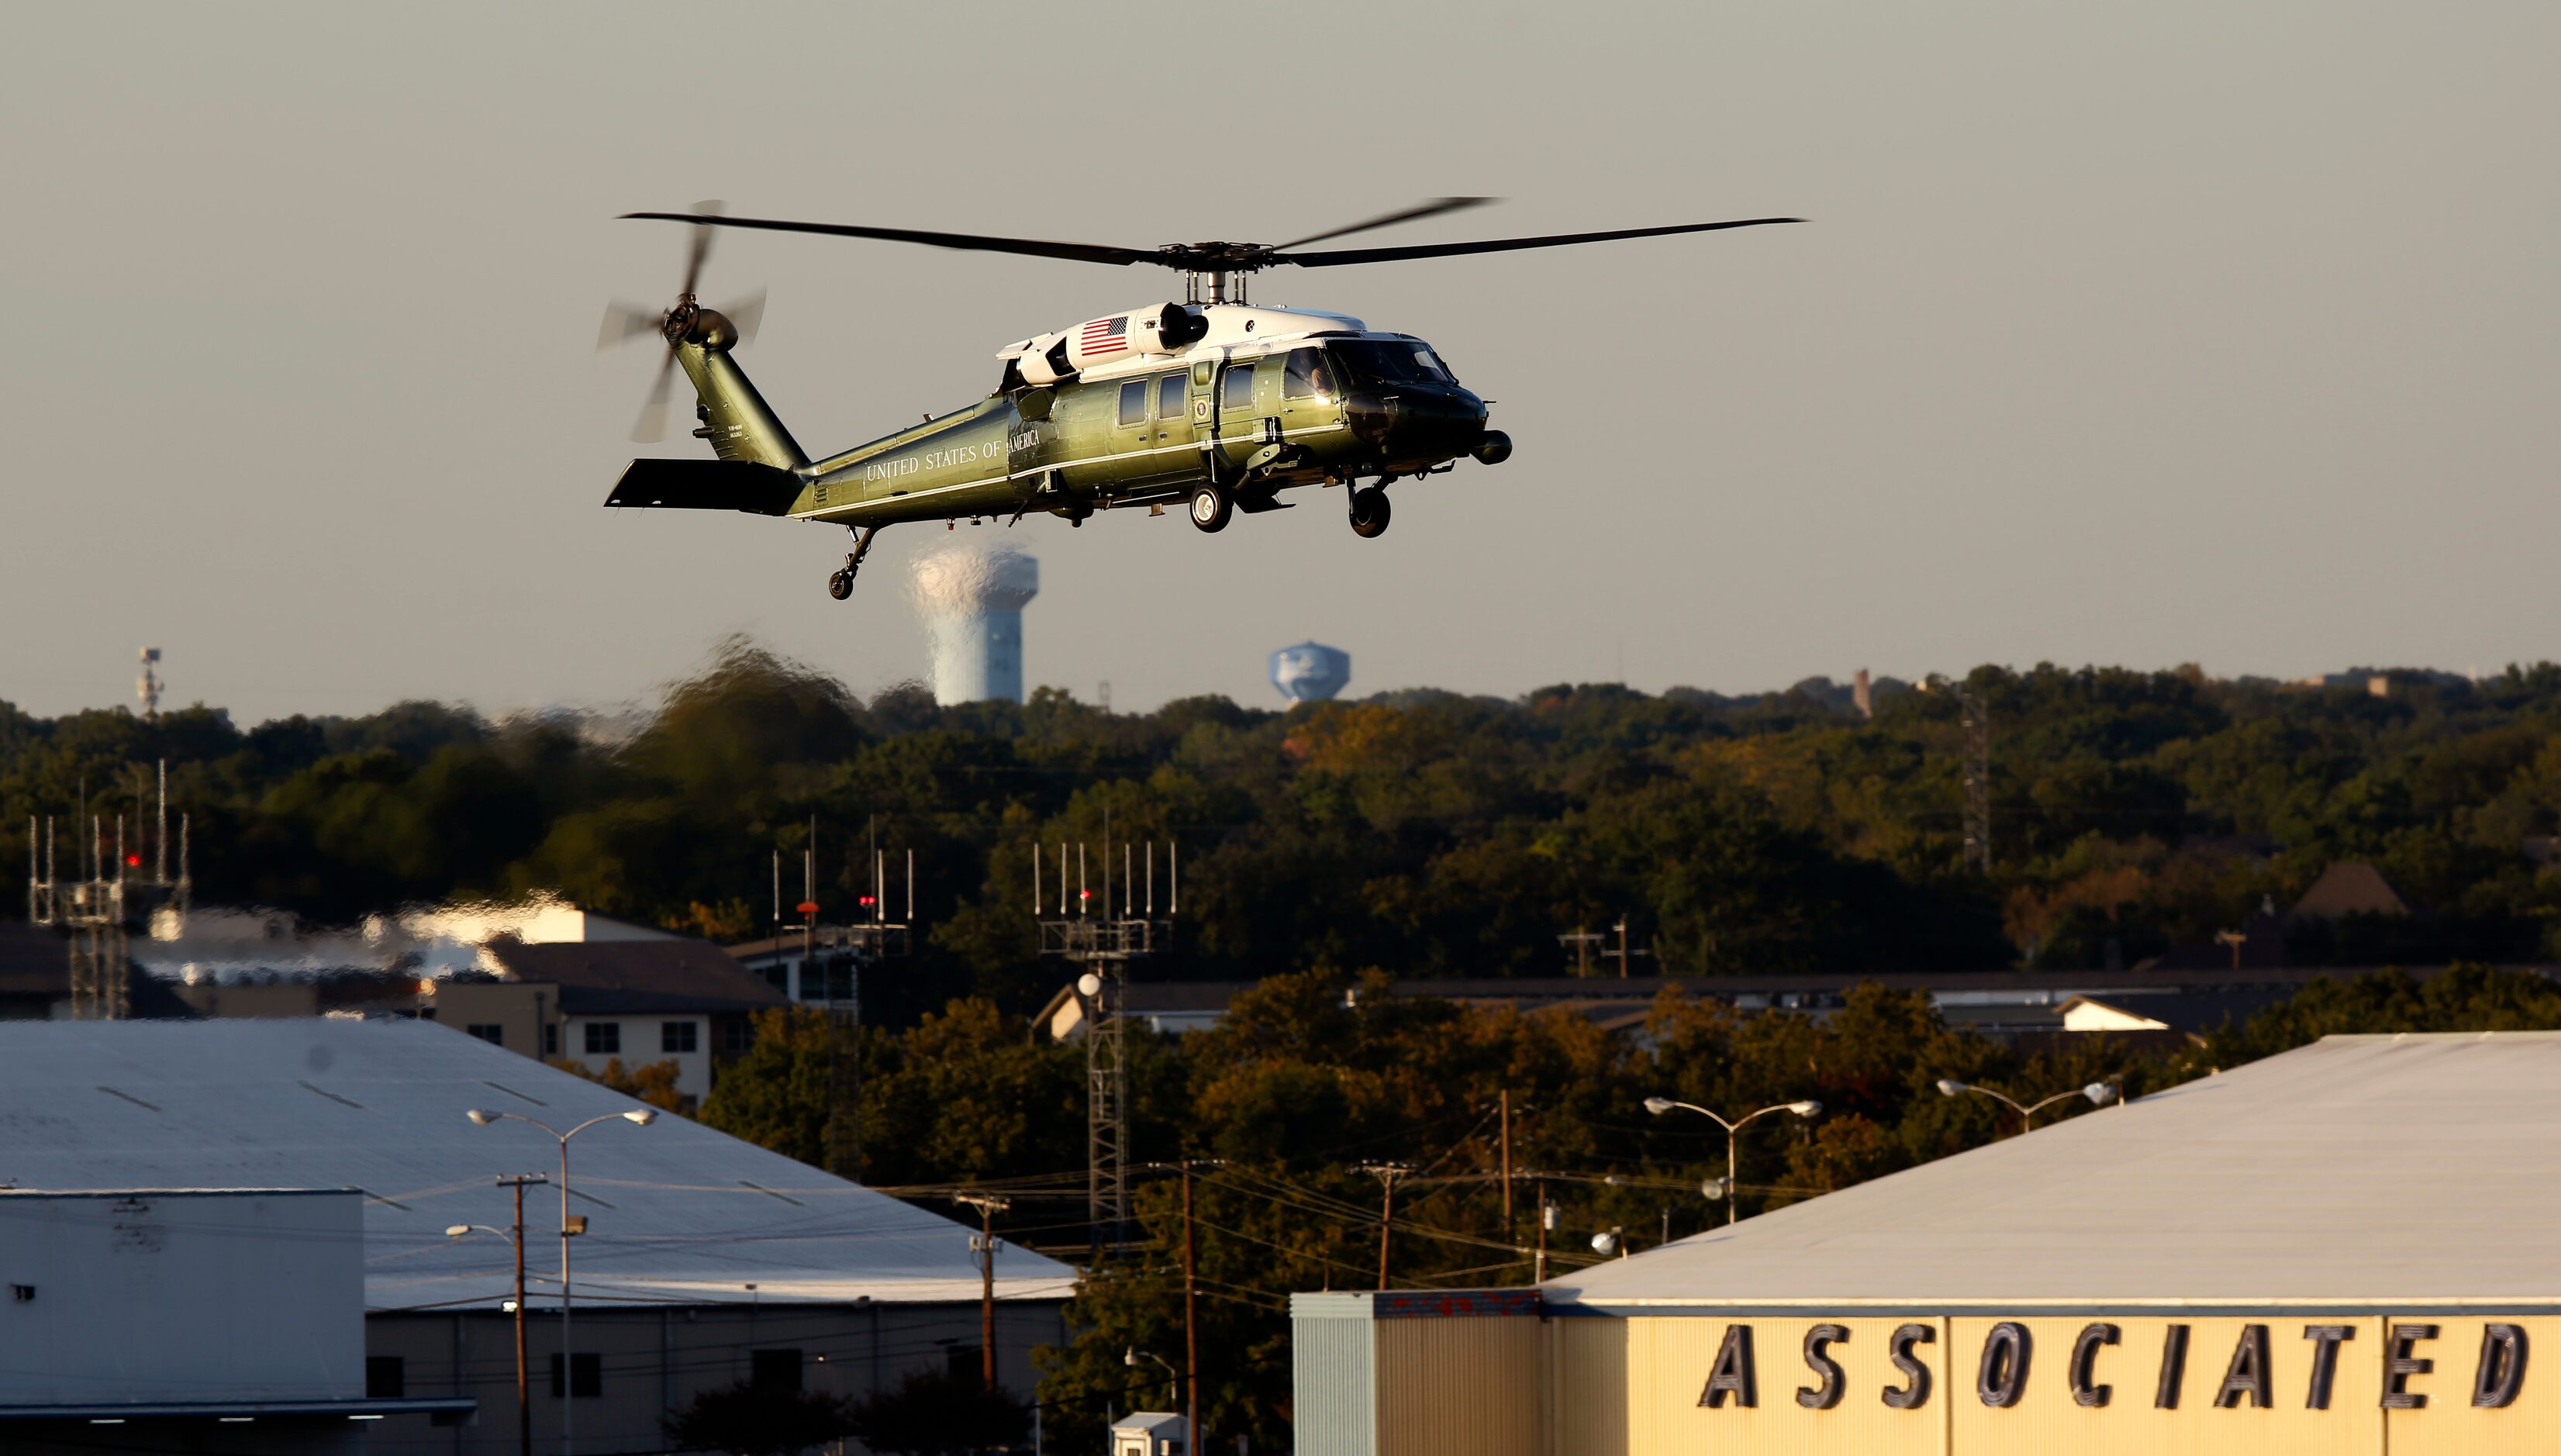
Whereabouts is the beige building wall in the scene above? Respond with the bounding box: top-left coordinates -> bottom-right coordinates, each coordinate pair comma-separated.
1535,1309 -> 2552,1456
426,981 -> 551,1061
1373,1314 -> 1541,1456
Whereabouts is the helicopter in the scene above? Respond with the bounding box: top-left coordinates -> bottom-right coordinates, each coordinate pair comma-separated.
600,198 -> 1797,599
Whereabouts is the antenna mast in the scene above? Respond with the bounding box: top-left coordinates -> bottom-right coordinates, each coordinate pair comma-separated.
32,759 -> 189,1019
1035,818 -> 1179,1254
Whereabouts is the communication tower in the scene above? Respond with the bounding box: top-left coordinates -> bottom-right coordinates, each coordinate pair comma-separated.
28,761 -> 191,1019
1269,642 -> 1352,702
1034,818 -> 1176,1252
907,544 -> 1039,705
137,649 -> 163,719
769,817 -> 918,1181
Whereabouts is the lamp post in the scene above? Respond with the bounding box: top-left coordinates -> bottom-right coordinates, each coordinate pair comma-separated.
464,1107 -> 655,1456
1641,1097 -> 1822,1226
1935,1078 -> 2117,1136
446,1171 -> 545,1456
1124,1347 -> 1178,1411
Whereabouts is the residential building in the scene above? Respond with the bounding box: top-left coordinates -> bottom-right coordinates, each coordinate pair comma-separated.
441,937 -> 789,1106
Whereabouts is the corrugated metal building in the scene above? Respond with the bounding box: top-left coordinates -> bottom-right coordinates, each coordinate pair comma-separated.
1294,1032 -> 2561,1454
0,1020 -> 1073,1456
0,1188 -> 471,1453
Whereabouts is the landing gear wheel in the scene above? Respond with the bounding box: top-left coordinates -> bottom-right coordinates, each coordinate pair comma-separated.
1348,486 -> 1392,538
826,569 -> 854,601
1189,481 -> 1232,533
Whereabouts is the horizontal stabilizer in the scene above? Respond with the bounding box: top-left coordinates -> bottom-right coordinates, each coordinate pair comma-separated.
606,459 -> 804,516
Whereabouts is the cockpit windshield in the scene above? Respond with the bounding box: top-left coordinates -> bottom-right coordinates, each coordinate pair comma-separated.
1331,340 -> 1458,386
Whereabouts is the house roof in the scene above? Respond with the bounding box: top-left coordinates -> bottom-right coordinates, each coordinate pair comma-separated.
2059,988 -> 2292,1038
479,937 -> 788,1015
1541,1033 -> 2561,1308
2293,860 -> 2412,920
0,1019 -> 1073,1309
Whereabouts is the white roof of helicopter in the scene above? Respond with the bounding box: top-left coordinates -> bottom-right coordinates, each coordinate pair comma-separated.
996,302 -> 1379,381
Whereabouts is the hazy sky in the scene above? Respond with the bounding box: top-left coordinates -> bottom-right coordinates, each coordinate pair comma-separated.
5,2 -> 2553,724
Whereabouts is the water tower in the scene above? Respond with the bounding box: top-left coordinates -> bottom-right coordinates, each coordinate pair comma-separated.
907,543 -> 1039,705
1269,642 -> 1352,702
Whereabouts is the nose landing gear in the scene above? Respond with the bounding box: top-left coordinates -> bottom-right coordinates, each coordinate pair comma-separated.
1348,485 -> 1392,539
827,523 -> 881,600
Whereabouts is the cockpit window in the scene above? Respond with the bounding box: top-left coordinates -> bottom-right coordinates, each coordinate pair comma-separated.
1333,340 -> 1457,386
1282,347 -> 1338,400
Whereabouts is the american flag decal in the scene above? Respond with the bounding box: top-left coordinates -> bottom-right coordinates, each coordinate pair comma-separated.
1079,316 -> 1129,355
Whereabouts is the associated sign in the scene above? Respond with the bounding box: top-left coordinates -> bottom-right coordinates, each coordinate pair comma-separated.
1557,1313 -> 2557,1455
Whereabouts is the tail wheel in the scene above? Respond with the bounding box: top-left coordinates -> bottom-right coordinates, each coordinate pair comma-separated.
1189,481 -> 1232,533
1348,486 -> 1392,539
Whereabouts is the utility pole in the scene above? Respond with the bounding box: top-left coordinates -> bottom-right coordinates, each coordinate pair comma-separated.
497,1173 -> 547,1456
1183,1163 -> 1199,1456
1498,1092 -> 1513,1229
1354,1164 -> 1411,1290
954,1194 -> 1012,1390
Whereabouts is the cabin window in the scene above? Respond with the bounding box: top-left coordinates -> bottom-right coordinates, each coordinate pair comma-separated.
1282,347 -> 1337,400
1117,380 -> 1149,427
1221,361 -> 1258,411
1157,374 -> 1186,421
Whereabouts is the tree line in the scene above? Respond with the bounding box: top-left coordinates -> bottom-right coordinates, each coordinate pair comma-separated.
6,646 -> 2559,1020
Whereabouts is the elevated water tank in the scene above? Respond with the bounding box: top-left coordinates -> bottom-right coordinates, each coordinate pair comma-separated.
908,544 -> 1040,705
1269,642 -> 1352,702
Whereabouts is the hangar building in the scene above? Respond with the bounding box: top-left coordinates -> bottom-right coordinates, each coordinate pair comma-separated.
0,1020 -> 1073,1456
1295,1032 -> 2561,1455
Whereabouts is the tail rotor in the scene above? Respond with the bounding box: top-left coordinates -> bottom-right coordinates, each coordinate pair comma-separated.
599,200 -> 766,443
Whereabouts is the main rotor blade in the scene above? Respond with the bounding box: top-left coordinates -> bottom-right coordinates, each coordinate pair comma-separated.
624,212 -> 1161,268
681,199 -> 723,297
1275,196 -> 1496,251
1278,217 -> 1803,267
632,347 -> 678,443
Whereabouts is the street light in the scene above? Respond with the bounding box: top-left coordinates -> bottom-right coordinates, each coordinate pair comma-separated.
1125,1347 -> 1178,1409
1935,1078 -> 2117,1136
446,1175 -> 544,1456
1641,1097 -> 1823,1226
463,1108 -> 654,1456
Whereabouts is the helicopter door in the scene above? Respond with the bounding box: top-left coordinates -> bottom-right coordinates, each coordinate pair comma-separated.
1216,355 -> 1268,478
1107,378 -> 1153,478
1186,354 -> 1220,480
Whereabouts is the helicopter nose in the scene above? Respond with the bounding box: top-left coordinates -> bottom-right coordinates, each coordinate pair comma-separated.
1396,388 -> 1489,455
1345,387 -> 1487,457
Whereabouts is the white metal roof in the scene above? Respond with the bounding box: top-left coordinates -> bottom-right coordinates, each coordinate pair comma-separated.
1545,1033 -> 2561,1309
0,1019 -> 1074,1311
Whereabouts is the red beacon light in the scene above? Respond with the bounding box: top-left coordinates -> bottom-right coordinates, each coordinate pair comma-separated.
796,900 -> 820,917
